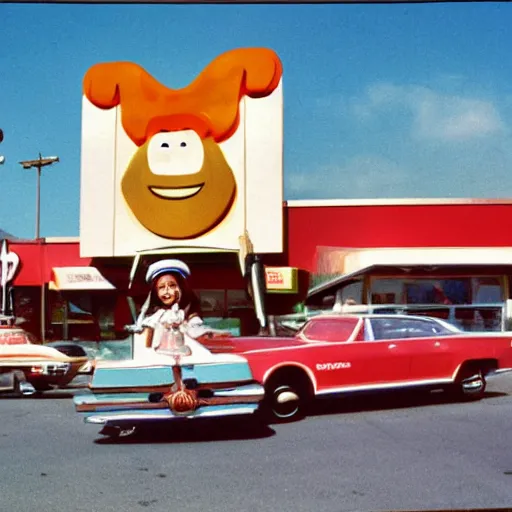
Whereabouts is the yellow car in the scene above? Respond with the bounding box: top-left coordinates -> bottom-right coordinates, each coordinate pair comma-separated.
0,327 -> 89,394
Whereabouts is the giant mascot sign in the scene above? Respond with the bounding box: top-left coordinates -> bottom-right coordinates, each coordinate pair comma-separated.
80,47 -> 284,257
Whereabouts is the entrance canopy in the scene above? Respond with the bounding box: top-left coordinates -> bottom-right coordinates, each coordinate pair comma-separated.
309,246 -> 512,298
49,267 -> 116,291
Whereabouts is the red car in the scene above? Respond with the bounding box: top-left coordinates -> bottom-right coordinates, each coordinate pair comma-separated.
202,314 -> 512,422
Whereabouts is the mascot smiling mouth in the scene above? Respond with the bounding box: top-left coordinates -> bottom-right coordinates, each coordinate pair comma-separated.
149,185 -> 204,200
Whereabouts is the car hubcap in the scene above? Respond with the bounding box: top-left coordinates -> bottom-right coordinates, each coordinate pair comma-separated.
461,373 -> 485,394
272,386 -> 300,419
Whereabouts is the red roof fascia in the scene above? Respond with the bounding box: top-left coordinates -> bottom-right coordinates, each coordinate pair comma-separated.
9,241 -> 91,286
286,203 -> 512,272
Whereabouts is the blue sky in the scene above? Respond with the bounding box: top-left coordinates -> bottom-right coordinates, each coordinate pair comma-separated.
0,2 -> 511,238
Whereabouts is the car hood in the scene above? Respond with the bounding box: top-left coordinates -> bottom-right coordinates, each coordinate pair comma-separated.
202,336 -> 309,354
0,344 -> 84,362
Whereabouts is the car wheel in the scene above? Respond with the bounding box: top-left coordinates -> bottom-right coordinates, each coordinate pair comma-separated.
457,368 -> 486,400
32,383 -> 53,392
99,425 -> 138,439
263,372 -> 311,423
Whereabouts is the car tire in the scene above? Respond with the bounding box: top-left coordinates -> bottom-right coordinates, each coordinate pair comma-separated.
32,383 -> 53,392
263,373 -> 311,423
99,425 -> 138,439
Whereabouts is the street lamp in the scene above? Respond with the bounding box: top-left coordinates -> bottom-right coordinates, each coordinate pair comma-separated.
18,153 -> 59,344
19,154 -> 59,240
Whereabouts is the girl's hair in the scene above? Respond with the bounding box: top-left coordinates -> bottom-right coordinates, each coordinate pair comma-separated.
146,271 -> 202,319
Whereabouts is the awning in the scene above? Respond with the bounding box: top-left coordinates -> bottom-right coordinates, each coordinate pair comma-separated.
49,267 -> 116,291
309,246 -> 512,298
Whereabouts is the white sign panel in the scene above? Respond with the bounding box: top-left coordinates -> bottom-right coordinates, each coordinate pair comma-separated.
80,48 -> 284,258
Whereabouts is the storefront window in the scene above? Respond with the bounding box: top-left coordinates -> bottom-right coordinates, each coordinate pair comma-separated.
308,279 -> 363,311
472,277 -> 503,303
336,281 -> 363,306
48,291 -> 131,341
198,290 -> 225,317
367,276 -> 505,332
12,287 -> 40,339
227,289 -> 252,309
370,277 -> 502,306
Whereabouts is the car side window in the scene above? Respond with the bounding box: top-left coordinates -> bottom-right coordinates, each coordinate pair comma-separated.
369,318 -> 444,341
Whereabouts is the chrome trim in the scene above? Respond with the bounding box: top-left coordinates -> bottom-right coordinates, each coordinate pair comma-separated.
84,405 -> 259,424
19,381 -> 36,396
316,377 -> 453,396
213,384 -> 265,398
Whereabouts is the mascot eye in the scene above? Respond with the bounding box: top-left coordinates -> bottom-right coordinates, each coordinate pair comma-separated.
148,130 -> 204,176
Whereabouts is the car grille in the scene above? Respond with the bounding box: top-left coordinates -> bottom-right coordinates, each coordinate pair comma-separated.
46,363 -> 70,376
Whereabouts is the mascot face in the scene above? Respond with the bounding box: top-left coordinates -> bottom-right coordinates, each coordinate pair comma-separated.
121,130 -> 237,239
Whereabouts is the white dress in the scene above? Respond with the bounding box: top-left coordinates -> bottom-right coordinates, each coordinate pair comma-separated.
141,308 -> 210,345
132,304 -> 227,363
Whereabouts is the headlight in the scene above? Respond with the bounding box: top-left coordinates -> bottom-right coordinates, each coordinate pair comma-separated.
78,361 -> 93,374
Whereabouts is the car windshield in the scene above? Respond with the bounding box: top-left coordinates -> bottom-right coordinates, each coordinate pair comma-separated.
369,316 -> 462,340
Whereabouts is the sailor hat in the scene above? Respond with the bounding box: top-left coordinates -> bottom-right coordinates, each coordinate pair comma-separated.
145,259 -> 191,284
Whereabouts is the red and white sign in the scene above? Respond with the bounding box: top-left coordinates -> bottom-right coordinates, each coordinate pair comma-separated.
264,267 -> 298,293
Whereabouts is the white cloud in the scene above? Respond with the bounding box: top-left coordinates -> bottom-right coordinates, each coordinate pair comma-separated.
300,81 -> 512,200
351,83 -> 505,142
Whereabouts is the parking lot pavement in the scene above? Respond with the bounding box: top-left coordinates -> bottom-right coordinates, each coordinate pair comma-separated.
485,370 -> 512,394
61,374 -> 92,390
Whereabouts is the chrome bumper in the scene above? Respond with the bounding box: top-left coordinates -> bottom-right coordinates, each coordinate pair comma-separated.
84,403 -> 260,424
76,382 -> 265,418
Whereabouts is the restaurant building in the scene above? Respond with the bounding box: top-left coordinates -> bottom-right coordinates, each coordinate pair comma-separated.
4,197 -> 512,342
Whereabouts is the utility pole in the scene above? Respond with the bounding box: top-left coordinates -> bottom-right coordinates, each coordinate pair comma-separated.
18,154 -> 59,342
19,154 -> 59,239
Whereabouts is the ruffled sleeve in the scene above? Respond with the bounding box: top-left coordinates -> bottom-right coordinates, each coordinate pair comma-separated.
140,310 -> 164,329
186,315 -> 209,339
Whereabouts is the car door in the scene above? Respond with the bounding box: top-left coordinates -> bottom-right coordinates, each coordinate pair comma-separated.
371,317 -> 457,382
300,317 -> 367,392
404,319 -> 459,380
308,317 -> 411,393
362,317 -> 413,385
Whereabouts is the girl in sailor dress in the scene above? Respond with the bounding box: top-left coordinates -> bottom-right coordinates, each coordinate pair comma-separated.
135,259 -> 227,389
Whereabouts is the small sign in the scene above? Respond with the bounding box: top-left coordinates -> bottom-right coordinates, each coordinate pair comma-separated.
0,331 -> 28,346
66,273 -> 107,284
265,267 -> 298,294
49,267 -> 116,291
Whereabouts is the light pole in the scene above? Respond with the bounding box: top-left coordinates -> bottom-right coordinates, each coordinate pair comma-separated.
18,153 -> 59,343
19,154 -> 59,239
